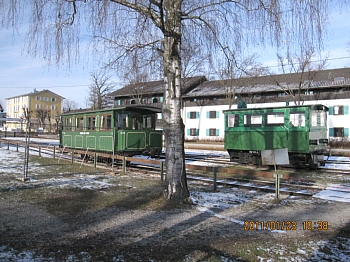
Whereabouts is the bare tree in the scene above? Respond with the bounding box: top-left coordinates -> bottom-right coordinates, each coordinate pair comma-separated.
274,48 -> 328,105
88,71 -> 116,110
2,0 -> 346,203
35,109 -> 51,129
63,99 -> 79,112
212,53 -> 270,109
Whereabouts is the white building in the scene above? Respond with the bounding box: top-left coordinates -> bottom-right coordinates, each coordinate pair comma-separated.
110,68 -> 350,141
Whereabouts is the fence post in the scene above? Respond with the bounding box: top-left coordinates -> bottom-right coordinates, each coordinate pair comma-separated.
122,156 -> 126,175
94,152 -> 97,168
213,167 -> 218,191
7,141 -> 9,150
160,161 -> 164,181
274,174 -> 282,200
53,146 -> 55,160
72,150 -> 74,164
39,146 -> 41,157
16,143 -> 19,152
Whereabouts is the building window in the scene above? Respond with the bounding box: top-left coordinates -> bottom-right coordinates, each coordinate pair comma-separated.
51,105 -> 56,110
189,128 -> 199,136
36,104 -> 41,109
207,111 -> 219,119
334,127 -> 344,137
334,106 -> 344,115
43,97 -> 49,101
35,96 -> 42,100
188,111 -> 199,119
207,128 -> 219,136
304,90 -> 314,95
51,98 -> 56,102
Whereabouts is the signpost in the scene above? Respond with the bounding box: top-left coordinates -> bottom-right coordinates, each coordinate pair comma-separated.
261,148 -> 289,200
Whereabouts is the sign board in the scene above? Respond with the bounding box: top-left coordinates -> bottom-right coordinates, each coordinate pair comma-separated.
261,148 -> 290,165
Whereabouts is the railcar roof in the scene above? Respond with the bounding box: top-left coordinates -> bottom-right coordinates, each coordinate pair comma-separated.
223,104 -> 328,113
60,105 -> 161,116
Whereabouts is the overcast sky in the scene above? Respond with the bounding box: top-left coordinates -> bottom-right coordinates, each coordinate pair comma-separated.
0,7 -> 350,109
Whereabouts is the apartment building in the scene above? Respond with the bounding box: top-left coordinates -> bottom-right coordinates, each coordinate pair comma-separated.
6,89 -> 64,131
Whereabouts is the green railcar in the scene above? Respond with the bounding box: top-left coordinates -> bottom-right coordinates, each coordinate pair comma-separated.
224,104 -> 329,168
59,105 -> 162,157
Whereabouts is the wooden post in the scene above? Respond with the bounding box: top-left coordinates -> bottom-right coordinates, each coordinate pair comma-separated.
16,143 -> 19,152
72,150 -> 74,164
7,141 -> 9,150
53,146 -> 55,160
213,167 -> 218,191
94,152 -> 97,168
274,174 -> 282,200
122,156 -> 126,175
160,161 -> 164,181
39,146 -> 41,157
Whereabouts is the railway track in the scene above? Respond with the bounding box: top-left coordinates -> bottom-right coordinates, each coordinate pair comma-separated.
187,175 -> 322,196
2,138 -> 350,199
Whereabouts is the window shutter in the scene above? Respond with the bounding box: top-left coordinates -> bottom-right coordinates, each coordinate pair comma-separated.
216,111 -> 219,118
329,106 -> 334,115
160,97 -> 164,102
345,128 -> 349,137
187,129 -> 190,136
196,112 -> 200,119
216,129 -> 219,136
206,129 -> 209,136
329,128 -> 334,137
196,129 -> 199,136
206,112 -> 209,118
117,100 -> 121,106
344,106 -> 349,115
187,112 -> 190,119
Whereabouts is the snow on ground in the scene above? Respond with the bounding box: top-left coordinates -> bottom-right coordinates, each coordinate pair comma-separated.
1,138 -> 350,261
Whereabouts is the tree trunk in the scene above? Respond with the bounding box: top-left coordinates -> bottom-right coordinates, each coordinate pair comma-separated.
162,1 -> 190,203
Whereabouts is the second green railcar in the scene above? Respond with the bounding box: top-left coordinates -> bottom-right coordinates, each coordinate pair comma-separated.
60,105 -> 162,157
224,104 -> 329,168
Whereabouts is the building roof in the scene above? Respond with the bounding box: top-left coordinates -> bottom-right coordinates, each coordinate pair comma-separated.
183,67 -> 350,98
6,89 -> 65,100
109,76 -> 207,97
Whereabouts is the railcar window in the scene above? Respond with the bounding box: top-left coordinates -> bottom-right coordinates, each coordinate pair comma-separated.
320,111 -> 326,126
106,115 -> 112,129
290,113 -> 305,127
100,115 -> 104,130
143,115 -> 154,129
244,114 -> 262,127
118,114 -> 128,129
266,113 -> 284,126
132,116 -> 142,130
87,116 -> 96,130
65,118 -> 72,131
311,111 -> 326,127
226,114 -> 239,127
76,117 -> 84,131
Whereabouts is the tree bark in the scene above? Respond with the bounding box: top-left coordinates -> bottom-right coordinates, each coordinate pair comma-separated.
162,0 -> 190,203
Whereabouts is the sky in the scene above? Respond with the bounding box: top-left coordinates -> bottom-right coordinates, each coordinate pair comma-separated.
1,6 -> 350,109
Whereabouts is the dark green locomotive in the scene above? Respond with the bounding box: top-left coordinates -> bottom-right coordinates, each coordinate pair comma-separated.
60,105 -> 162,157
224,104 -> 329,168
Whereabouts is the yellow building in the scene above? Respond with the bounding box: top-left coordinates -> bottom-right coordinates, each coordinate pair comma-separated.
6,89 -> 64,132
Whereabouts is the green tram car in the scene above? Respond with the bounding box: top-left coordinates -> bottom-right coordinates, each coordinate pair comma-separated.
224,104 -> 329,168
59,105 -> 163,157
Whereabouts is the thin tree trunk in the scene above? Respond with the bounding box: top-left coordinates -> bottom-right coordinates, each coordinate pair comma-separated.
162,1 -> 190,203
